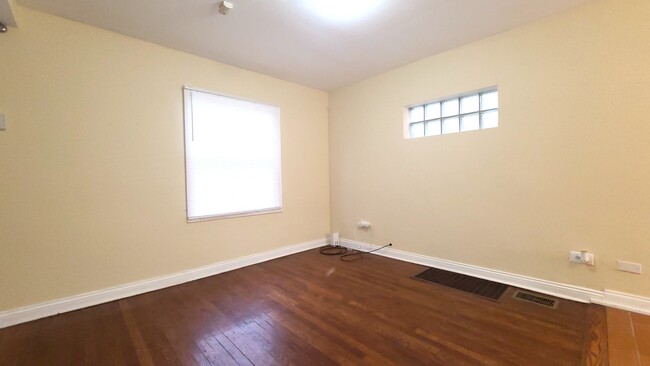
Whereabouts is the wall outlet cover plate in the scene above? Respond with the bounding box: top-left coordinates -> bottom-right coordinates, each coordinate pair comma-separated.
569,250 -> 595,266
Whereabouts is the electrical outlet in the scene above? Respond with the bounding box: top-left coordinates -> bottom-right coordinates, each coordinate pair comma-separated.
569,250 -> 595,266
617,260 -> 642,274
357,220 -> 370,229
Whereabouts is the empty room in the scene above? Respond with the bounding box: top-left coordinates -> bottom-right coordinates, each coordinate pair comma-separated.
0,0 -> 649,364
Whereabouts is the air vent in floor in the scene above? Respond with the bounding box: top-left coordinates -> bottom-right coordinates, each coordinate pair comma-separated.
413,268 -> 508,301
513,290 -> 558,309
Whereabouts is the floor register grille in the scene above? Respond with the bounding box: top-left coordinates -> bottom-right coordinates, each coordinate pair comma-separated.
513,290 -> 559,309
413,267 -> 508,301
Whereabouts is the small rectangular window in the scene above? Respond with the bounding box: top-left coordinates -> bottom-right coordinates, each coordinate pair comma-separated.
407,88 -> 498,138
183,87 -> 282,221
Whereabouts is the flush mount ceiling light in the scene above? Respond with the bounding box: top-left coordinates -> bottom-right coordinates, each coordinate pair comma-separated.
305,0 -> 385,22
0,22 -> 7,33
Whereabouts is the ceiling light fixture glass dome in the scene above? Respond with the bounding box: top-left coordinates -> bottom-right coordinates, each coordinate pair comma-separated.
305,0 -> 385,22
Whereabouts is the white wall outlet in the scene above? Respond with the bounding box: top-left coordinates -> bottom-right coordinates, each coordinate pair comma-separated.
331,232 -> 340,247
357,220 -> 371,229
569,250 -> 595,266
617,260 -> 642,274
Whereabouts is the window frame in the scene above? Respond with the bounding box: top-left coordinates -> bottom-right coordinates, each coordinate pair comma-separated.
182,86 -> 283,222
406,87 -> 499,139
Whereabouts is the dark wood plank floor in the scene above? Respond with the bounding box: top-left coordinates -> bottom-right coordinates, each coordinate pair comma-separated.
0,248 -> 601,365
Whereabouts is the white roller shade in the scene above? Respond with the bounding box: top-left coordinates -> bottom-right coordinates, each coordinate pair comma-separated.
183,88 -> 282,221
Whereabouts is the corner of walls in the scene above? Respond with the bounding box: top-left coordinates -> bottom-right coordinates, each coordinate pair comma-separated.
1,0 -> 18,28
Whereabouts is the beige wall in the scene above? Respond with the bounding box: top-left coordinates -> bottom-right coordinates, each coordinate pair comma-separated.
2,0 -> 649,313
329,0 -> 650,297
0,6 -> 330,311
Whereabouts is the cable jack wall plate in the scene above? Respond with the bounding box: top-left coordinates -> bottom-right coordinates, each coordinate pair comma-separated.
617,260 -> 642,274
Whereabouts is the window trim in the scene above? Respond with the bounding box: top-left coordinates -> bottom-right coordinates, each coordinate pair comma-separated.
406,87 -> 499,139
182,86 -> 283,222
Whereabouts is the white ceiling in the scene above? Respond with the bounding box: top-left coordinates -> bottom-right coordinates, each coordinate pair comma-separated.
15,0 -> 595,91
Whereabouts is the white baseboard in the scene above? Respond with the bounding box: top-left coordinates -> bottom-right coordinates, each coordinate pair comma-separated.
0,238 -> 326,329
343,238 -> 650,315
3,237 -> 648,329
593,290 -> 650,316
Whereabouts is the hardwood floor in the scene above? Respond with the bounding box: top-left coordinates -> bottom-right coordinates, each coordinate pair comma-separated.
607,307 -> 650,366
0,248 -> 602,365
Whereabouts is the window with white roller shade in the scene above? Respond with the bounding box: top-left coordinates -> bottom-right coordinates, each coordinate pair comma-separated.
183,87 -> 282,221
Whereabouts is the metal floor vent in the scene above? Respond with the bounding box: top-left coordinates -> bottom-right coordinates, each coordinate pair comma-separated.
413,268 -> 508,301
513,290 -> 558,309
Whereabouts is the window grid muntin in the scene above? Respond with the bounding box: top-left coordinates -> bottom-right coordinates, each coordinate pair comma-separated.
408,89 -> 498,138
